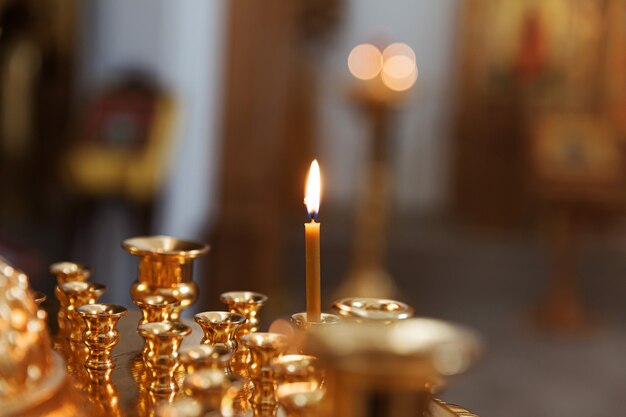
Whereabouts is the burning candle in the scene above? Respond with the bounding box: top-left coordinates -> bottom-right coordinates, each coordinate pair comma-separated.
304,160 -> 322,323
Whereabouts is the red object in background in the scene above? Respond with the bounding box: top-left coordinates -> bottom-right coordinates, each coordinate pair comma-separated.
79,81 -> 157,150
516,8 -> 548,82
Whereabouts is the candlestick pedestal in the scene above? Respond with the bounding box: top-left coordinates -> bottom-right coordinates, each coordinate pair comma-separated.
78,303 -> 127,371
124,236 -> 209,318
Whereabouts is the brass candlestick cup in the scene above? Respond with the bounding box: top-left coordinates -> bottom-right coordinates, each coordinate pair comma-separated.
182,369 -> 243,413
77,303 -> 127,370
241,332 -> 290,417
290,313 -> 340,354
59,281 -> 106,344
220,291 -> 268,365
124,235 -> 209,317
51,262 -> 92,342
332,297 -> 413,323
179,344 -> 234,375
138,321 -> 191,393
134,293 -> 180,326
194,311 -> 246,351
276,382 -> 325,417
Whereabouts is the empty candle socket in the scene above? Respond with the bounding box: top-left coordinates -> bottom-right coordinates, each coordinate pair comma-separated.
134,293 -> 181,326
59,281 -> 106,344
138,321 -> 191,393
179,344 -> 234,375
332,297 -> 414,323
77,303 -> 127,370
220,291 -> 268,366
183,369 -> 243,413
194,311 -> 246,352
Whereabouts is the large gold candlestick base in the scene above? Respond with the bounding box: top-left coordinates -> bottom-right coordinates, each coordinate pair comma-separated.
138,321 -> 191,393
308,318 -> 482,417
78,303 -> 127,370
241,332 -> 290,417
124,236 -> 209,318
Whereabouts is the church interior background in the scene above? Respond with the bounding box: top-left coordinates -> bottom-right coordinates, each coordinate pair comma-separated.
2,1 -> 626,416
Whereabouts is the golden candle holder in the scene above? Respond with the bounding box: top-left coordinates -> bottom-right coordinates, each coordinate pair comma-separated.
307,318 -> 482,417
276,382 -> 325,417
77,303 -> 127,371
179,344 -> 234,375
123,235 -> 209,317
220,291 -> 268,366
182,369 -> 243,413
194,311 -> 246,351
134,293 -> 181,325
290,312 -> 340,354
332,297 -> 414,323
241,332 -> 290,417
51,262 -> 92,344
58,281 -> 106,345
273,354 -> 322,386
50,261 -> 93,284
138,321 -> 192,393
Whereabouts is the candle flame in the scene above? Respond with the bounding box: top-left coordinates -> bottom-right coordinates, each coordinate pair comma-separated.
305,159 -> 321,219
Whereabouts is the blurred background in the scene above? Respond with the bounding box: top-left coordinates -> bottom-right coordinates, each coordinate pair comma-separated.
1,0 -> 626,415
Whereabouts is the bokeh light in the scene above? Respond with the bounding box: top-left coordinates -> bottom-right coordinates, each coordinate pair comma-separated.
347,43 -> 383,80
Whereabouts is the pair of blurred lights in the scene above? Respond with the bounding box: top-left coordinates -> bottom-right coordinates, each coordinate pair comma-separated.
348,42 -> 418,92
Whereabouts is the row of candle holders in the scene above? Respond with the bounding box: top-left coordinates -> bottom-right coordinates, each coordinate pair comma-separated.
43,235 -> 479,417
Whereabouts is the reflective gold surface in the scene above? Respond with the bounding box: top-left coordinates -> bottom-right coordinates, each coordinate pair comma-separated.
124,236 -> 209,317
241,332 -> 290,417
332,297 -> 414,322
0,258 -> 89,417
78,303 -> 128,370
194,311 -> 246,351
137,321 -> 192,393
